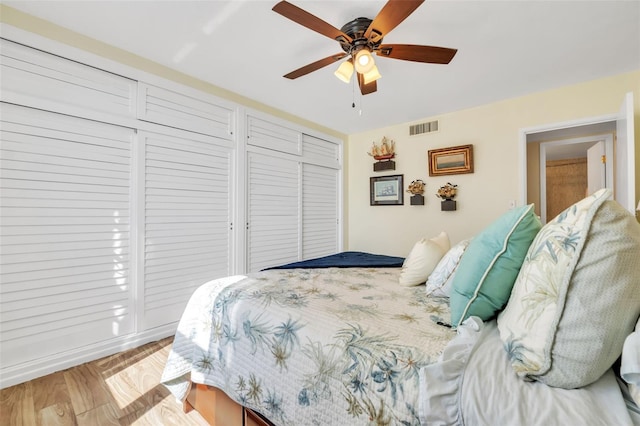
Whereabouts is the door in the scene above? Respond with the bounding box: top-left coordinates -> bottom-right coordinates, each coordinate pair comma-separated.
140,130 -> 234,329
246,151 -> 300,272
587,141 -> 606,195
0,103 -> 135,370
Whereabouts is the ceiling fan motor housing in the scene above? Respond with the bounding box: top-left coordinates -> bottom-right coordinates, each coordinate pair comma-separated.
338,17 -> 383,55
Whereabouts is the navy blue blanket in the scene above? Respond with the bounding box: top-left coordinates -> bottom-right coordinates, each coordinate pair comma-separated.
264,251 -> 405,270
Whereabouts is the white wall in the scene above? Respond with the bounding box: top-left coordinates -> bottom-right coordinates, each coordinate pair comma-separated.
347,70 -> 640,257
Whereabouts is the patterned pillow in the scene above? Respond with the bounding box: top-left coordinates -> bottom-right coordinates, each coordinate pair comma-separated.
449,204 -> 541,328
399,232 -> 450,286
498,189 -> 640,388
425,239 -> 470,297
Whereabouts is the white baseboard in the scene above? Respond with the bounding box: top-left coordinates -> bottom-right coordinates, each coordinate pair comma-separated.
0,323 -> 178,389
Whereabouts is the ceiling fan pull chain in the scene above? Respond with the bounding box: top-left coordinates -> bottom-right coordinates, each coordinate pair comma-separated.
352,73 -> 356,108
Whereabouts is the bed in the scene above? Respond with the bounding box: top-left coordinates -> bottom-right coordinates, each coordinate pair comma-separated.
161,189 -> 640,425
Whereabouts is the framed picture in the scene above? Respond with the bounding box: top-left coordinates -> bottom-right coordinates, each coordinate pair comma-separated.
370,175 -> 404,205
428,144 -> 474,176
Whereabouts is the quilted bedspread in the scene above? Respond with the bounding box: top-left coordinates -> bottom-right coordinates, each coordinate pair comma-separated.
161,267 -> 455,425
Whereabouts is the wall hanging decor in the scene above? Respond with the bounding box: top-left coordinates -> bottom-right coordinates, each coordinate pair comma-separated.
428,144 -> 474,176
368,137 -> 396,172
436,182 -> 458,211
406,179 -> 425,205
370,174 -> 403,206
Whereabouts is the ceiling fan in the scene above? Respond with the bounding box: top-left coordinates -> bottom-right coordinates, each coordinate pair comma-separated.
272,0 -> 458,95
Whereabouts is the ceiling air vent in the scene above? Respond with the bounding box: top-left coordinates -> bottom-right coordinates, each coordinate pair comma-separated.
409,120 -> 439,136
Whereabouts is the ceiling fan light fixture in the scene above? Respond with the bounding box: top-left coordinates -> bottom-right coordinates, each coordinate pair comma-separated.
362,65 -> 381,84
334,60 -> 354,83
354,49 -> 375,74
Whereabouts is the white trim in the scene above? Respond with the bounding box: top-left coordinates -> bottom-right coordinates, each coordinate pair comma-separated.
234,107 -> 248,275
539,143 -> 548,223
337,141 -> 345,252
132,130 -> 145,333
617,92 -> 636,213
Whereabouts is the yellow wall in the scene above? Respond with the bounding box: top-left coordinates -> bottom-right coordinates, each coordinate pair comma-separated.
347,71 -> 640,256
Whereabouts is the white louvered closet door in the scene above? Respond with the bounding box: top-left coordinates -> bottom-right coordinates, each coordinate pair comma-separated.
247,151 -> 300,272
141,130 -> 233,329
302,163 -> 339,259
0,103 -> 134,369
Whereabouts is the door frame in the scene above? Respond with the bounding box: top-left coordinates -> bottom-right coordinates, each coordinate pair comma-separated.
519,114 -> 617,208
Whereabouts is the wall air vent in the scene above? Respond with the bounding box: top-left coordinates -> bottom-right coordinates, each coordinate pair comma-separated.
409,120 -> 439,136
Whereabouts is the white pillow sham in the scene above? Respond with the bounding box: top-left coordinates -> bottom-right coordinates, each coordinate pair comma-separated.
498,190 -> 640,388
399,231 -> 450,286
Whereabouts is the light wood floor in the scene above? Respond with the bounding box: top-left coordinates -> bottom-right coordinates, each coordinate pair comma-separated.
0,337 -> 209,425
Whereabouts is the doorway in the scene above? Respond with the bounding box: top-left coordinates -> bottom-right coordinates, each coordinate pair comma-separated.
519,93 -> 636,223
535,133 -> 614,223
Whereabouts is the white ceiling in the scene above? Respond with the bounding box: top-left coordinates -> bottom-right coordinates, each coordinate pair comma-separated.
4,0 -> 640,135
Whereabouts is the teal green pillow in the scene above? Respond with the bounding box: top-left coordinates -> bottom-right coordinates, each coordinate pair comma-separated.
450,204 -> 541,328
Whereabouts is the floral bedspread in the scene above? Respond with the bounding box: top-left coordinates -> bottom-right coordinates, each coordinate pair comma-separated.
161,267 -> 455,426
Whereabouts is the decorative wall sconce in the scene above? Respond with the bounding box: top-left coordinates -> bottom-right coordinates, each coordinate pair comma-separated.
406,179 -> 425,205
436,182 -> 458,211
368,137 -> 395,172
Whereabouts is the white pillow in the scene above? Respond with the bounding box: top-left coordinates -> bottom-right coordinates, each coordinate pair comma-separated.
399,232 -> 450,286
425,239 -> 470,297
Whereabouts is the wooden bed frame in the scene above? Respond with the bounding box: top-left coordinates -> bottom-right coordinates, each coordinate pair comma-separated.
184,382 -> 273,426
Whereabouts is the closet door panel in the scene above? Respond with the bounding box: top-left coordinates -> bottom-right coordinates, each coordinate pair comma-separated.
302,164 -> 339,259
247,116 -> 301,155
137,83 -> 234,140
0,103 -> 134,369
0,39 -> 135,120
141,130 -> 233,329
246,152 -> 300,272
302,134 -> 340,167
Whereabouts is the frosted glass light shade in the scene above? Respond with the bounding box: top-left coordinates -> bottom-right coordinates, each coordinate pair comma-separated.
363,65 -> 381,84
354,49 -> 375,73
334,61 -> 353,83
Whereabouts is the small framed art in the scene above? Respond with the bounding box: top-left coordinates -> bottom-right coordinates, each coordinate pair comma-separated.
428,144 -> 474,176
370,174 -> 404,205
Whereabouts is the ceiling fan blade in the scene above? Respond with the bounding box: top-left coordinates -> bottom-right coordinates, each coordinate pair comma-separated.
364,0 -> 424,42
357,72 -> 377,95
283,53 -> 348,79
376,44 -> 457,64
273,1 -> 352,43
